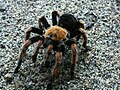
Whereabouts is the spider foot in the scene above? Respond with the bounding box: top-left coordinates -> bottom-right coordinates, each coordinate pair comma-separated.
84,46 -> 91,52
44,61 -> 50,68
70,71 -> 74,80
32,55 -> 37,63
52,69 -> 60,77
52,63 -> 60,77
70,64 -> 75,80
47,82 -> 53,90
14,67 -> 19,73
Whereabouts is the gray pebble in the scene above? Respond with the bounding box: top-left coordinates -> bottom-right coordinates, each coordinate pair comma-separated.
4,73 -> 14,83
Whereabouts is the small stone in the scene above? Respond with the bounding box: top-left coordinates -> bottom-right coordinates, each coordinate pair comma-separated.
0,44 -> 5,49
0,9 -> 6,12
4,73 -> 14,83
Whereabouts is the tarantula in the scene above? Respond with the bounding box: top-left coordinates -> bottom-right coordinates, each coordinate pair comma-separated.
14,11 -> 90,79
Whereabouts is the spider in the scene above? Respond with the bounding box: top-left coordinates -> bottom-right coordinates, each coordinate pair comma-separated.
14,11 -> 90,79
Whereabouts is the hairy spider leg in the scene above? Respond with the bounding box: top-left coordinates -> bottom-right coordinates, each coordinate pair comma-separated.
38,16 -> 50,29
32,39 -> 43,63
25,27 -> 44,41
52,51 -> 62,77
14,39 -> 31,73
44,45 -> 53,68
70,44 -> 78,79
79,28 -> 88,48
14,36 -> 44,73
52,11 -> 60,26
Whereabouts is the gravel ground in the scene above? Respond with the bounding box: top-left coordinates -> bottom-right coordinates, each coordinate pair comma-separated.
0,0 -> 120,90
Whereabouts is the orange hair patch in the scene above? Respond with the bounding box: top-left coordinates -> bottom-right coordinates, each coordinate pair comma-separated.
45,26 -> 67,40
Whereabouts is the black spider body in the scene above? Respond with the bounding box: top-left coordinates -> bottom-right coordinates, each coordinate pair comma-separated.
58,14 -> 78,30
58,14 -> 81,38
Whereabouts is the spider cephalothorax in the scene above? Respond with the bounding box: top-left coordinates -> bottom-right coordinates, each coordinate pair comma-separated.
14,11 -> 90,79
